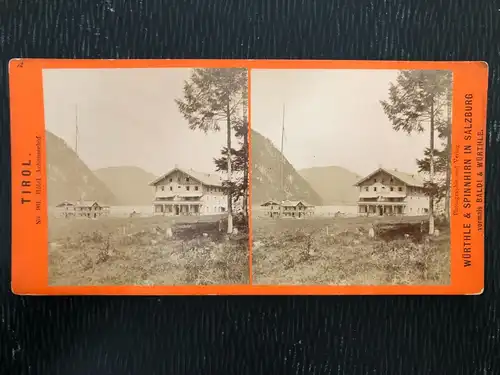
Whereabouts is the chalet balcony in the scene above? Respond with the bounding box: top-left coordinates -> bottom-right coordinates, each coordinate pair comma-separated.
357,201 -> 406,206
154,192 -> 203,200
154,200 -> 202,206
358,191 -> 406,199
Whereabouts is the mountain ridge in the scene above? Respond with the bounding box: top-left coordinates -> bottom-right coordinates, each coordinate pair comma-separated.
251,129 -> 323,205
46,131 -> 118,206
93,166 -> 158,206
298,165 -> 362,205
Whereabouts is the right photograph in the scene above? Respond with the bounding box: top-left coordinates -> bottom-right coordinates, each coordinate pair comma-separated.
251,69 -> 452,286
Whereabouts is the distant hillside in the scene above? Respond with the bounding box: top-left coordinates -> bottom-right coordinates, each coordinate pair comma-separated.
94,166 -> 157,206
46,131 -> 118,206
251,130 -> 323,205
299,166 -> 362,205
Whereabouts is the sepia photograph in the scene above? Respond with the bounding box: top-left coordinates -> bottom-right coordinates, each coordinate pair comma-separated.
251,69 -> 452,286
44,67 -> 249,286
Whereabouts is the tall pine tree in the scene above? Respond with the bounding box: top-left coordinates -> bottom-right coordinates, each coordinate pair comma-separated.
176,68 -> 248,234
415,103 -> 452,219
213,115 -> 249,225
381,70 -> 452,234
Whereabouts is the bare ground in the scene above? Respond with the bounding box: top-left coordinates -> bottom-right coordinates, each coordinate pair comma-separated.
48,214 -> 249,286
252,215 -> 450,286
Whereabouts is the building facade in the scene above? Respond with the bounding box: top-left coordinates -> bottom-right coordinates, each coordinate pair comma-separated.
260,200 -> 315,219
354,168 -> 429,216
150,167 -> 227,216
55,200 -> 110,219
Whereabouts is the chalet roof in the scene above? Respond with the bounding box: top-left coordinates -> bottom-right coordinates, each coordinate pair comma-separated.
57,200 -> 107,208
354,168 -> 425,188
260,199 -> 315,207
149,167 -> 224,187
56,200 -> 74,207
80,200 -> 98,206
282,200 -> 315,207
261,200 -> 281,206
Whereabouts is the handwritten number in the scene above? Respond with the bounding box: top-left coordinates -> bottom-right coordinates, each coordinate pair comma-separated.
16,60 -> 24,68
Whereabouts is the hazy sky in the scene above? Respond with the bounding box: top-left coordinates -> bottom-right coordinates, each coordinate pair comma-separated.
43,68 -> 236,177
251,69 -> 432,177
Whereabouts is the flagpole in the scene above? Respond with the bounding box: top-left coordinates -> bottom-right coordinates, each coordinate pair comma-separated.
280,103 -> 285,200
75,104 -> 79,156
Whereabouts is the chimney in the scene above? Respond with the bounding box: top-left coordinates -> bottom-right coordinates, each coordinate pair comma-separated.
174,164 -> 178,168
378,164 -> 382,169
394,168 -> 398,171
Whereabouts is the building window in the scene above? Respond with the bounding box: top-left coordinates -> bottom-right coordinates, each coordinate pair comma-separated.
374,179 -> 377,182
169,178 -> 172,182
398,187 -> 403,192
390,187 -> 394,191
195,186 -> 199,191
169,186 -> 173,191
186,177 -> 190,182
365,187 -> 369,192
161,186 -> 165,191
186,186 -> 190,191
373,187 -> 377,192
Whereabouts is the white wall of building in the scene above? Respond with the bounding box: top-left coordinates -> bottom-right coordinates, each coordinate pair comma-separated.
357,171 -> 430,217
153,170 -> 203,198
201,185 -> 227,214
152,170 -> 227,215
405,195 -> 430,215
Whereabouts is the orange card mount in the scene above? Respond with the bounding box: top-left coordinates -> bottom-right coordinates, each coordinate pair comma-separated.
9,59 -> 487,295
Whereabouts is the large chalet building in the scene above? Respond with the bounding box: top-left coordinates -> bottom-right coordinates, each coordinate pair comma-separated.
354,167 -> 429,216
149,166 -> 227,216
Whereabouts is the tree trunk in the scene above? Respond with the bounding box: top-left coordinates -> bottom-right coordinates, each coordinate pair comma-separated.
444,89 -> 452,220
242,92 -> 249,220
226,103 -> 233,234
429,101 -> 435,235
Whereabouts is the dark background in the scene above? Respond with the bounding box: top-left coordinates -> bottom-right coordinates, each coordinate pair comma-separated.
1,0 -> 499,374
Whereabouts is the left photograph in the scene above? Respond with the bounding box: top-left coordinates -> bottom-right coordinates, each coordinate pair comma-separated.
44,67 -> 249,286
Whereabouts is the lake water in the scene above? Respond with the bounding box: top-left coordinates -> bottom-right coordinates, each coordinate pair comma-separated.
314,205 -> 358,217
109,205 -> 154,217
53,204 -> 358,218
252,204 -> 358,217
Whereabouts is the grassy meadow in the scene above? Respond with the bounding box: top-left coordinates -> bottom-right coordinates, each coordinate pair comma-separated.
252,215 -> 450,286
48,214 -> 249,286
